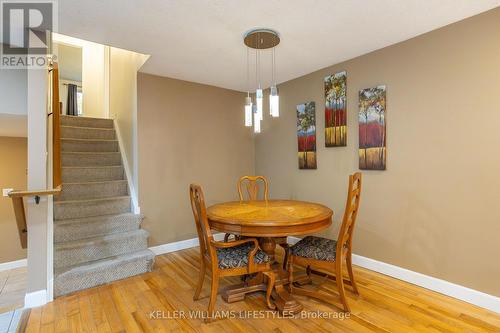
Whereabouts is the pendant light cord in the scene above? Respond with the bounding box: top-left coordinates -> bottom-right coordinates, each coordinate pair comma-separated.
272,34 -> 277,86
272,47 -> 275,85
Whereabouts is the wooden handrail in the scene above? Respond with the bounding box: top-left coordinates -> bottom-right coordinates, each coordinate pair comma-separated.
8,186 -> 61,249
52,62 -> 62,188
8,186 -> 62,198
9,197 -> 27,249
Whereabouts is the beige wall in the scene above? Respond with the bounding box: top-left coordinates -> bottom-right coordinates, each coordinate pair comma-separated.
255,8 -> 500,296
137,73 -> 254,245
0,137 -> 27,263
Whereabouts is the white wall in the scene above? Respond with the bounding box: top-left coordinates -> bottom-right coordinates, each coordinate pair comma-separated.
0,69 -> 27,115
26,67 -> 51,305
82,42 -> 106,118
0,47 -> 28,137
53,36 -> 108,119
110,47 -> 149,212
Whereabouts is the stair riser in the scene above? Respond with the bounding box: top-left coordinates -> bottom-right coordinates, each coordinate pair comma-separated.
55,215 -> 142,243
54,198 -> 131,220
62,153 -> 121,167
54,252 -> 154,297
62,140 -> 119,152
56,181 -> 128,201
61,126 -> 115,140
62,167 -> 124,183
61,116 -> 114,129
54,233 -> 148,268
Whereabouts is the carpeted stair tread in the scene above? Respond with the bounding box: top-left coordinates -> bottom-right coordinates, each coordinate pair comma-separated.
61,115 -> 114,129
62,138 -> 119,152
54,116 -> 154,297
54,229 -> 149,268
61,125 -> 115,140
56,180 -> 128,201
62,166 -> 124,183
54,213 -> 143,242
54,196 -> 131,220
62,151 -> 122,167
54,249 -> 155,297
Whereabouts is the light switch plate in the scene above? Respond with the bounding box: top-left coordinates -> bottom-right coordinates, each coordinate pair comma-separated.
2,188 -> 13,197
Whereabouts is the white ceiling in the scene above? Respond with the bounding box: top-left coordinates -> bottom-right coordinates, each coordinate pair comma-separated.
57,0 -> 500,92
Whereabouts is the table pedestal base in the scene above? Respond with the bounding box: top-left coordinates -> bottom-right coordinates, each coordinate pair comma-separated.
221,237 -> 303,314
220,264 -> 303,313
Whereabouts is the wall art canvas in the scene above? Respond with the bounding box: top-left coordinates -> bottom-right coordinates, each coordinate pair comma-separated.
297,101 -> 317,169
359,85 -> 386,170
325,71 -> 347,147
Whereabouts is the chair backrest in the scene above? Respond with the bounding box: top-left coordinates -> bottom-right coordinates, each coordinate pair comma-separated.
189,184 -> 214,258
336,173 -> 362,255
237,176 -> 269,201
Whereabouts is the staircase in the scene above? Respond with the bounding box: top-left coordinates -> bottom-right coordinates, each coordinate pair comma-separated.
53,115 -> 155,297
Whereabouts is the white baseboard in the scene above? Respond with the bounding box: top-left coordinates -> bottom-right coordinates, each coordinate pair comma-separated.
149,233 -> 225,255
0,258 -> 27,272
351,254 -> 500,314
24,290 -> 47,308
156,235 -> 499,313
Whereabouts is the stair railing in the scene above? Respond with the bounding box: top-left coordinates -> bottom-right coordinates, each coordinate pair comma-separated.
51,62 -> 62,188
8,61 -> 62,249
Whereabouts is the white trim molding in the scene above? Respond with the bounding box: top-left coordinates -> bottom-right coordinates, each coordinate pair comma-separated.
113,119 -> 140,214
351,254 -> 500,314
0,258 -> 27,272
149,233 -> 225,255
24,290 -> 47,308
153,235 -> 499,313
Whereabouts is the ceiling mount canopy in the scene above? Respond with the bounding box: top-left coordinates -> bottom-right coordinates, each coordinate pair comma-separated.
244,29 -> 280,50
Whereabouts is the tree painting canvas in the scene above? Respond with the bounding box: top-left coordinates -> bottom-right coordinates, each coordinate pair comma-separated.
297,101 -> 317,169
359,86 -> 386,170
325,71 -> 347,147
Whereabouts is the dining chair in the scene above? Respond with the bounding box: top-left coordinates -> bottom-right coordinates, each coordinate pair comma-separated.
189,184 -> 276,321
226,176 -> 290,269
237,175 -> 269,201
287,172 -> 362,312
223,175 -> 270,242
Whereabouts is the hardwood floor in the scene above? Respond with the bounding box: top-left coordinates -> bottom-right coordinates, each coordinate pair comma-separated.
23,247 -> 499,332
0,266 -> 26,314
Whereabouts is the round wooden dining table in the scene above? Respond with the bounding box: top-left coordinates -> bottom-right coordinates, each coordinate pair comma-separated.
207,199 -> 333,313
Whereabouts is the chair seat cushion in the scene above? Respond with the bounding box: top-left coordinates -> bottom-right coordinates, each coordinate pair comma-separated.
290,236 -> 337,262
217,243 -> 270,269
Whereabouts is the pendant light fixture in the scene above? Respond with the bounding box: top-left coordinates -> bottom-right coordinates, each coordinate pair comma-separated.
255,45 -> 263,123
243,28 -> 280,133
244,95 -> 253,127
253,104 -> 261,133
269,39 -> 279,117
244,48 -> 253,127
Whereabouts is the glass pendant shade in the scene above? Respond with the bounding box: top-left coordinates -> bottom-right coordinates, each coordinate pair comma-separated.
253,104 -> 261,133
256,88 -> 263,121
269,85 -> 279,117
244,96 -> 253,127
